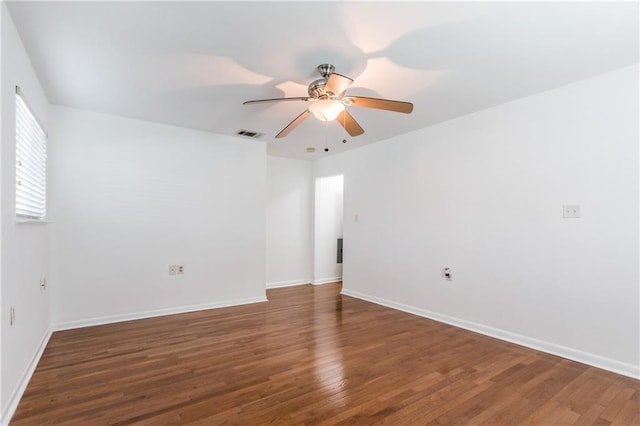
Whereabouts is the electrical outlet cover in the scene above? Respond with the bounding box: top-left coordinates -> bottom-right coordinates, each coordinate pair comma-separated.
563,204 -> 580,218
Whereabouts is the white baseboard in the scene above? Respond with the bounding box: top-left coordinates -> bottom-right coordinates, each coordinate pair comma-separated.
341,288 -> 639,380
312,276 -> 342,285
266,279 -> 311,289
53,296 -> 268,331
1,327 -> 53,426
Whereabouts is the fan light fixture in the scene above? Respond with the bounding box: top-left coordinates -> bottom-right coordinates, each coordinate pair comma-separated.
309,99 -> 345,122
243,63 -> 414,138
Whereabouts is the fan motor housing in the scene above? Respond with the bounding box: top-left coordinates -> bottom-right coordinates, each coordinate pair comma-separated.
308,78 -> 327,98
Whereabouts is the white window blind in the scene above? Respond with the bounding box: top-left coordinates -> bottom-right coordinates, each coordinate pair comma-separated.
16,87 -> 47,220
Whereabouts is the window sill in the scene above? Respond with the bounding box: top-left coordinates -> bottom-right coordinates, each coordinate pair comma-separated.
15,218 -> 51,224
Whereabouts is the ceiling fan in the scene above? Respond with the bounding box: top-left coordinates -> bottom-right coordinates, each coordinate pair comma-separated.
243,64 -> 414,138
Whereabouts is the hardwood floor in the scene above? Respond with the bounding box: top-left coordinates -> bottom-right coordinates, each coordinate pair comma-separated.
12,283 -> 639,425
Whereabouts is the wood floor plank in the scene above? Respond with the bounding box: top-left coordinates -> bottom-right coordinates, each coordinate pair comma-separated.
600,387 -> 637,423
11,283 -> 640,425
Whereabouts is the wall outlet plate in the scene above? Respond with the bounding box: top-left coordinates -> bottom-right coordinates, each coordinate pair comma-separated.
563,204 -> 580,218
177,265 -> 184,274
169,265 -> 177,275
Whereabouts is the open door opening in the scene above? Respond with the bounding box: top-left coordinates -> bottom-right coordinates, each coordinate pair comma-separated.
313,175 -> 344,285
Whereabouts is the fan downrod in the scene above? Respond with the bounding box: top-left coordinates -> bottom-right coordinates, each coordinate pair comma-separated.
317,64 -> 335,78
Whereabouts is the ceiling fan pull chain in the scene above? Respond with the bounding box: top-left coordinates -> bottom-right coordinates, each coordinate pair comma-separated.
324,121 -> 329,152
342,110 -> 347,144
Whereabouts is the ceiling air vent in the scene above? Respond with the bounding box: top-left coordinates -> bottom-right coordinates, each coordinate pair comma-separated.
237,129 -> 263,139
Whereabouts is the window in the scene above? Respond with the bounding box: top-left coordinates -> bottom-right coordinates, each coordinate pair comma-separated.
16,86 -> 47,220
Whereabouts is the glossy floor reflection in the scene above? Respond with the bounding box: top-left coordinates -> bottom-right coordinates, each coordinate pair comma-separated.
12,283 -> 640,425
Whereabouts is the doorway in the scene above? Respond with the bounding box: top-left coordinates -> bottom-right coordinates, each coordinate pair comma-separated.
313,175 -> 344,285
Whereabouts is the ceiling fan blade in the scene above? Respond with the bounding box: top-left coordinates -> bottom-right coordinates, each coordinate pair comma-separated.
325,73 -> 353,96
350,96 -> 413,114
243,97 -> 310,105
337,110 -> 364,137
275,110 -> 311,138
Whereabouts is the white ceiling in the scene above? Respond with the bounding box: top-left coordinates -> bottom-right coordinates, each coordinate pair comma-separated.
6,1 -> 638,159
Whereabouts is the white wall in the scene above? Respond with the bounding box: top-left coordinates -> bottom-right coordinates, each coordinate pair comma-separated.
48,106 -> 267,328
320,65 -> 640,378
266,156 -> 312,288
313,175 -> 343,284
1,4 -> 51,421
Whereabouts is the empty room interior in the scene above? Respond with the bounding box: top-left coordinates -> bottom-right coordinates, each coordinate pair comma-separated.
1,1 -> 639,424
